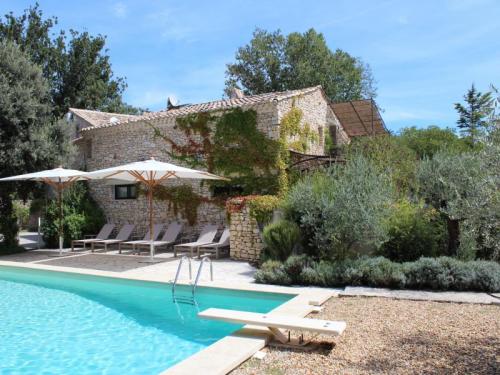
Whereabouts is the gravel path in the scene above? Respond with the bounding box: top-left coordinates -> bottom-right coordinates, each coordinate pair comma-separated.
233,296 -> 500,375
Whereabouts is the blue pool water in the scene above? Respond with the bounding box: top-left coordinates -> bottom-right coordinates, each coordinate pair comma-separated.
0,266 -> 293,374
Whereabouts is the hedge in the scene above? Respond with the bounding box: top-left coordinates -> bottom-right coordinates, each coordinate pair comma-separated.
254,256 -> 500,293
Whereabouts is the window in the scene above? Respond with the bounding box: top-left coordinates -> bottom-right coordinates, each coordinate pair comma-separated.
318,126 -> 324,147
85,140 -> 92,159
211,184 -> 244,199
114,184 -> 138,200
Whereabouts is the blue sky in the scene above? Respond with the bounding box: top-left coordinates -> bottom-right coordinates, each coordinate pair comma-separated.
1,0 -> 499,132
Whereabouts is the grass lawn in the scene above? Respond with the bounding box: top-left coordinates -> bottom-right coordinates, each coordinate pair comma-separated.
233,296 -> 499,375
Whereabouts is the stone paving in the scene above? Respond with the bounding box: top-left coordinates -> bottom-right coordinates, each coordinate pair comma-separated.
342,286 -> 499,305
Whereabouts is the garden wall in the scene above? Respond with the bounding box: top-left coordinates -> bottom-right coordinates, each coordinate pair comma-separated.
229,200 -> 263,262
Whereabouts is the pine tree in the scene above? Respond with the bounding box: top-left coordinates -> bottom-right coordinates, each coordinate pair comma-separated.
454,84 -> 493,145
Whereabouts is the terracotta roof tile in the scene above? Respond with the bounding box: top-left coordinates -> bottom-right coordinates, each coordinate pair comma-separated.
79,86 -> 322,132
69,108 -> 140,128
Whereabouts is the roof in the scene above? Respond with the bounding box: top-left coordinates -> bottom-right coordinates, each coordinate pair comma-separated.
79,86 -> 323,132
330,99 -> 388,137
69,108 -> 140,128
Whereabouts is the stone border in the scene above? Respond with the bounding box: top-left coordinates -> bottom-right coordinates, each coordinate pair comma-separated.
0,260 -> 336,375
341,286 -> 500,305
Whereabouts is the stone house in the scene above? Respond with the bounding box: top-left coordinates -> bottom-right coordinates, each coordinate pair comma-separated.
69,85 -> 386,250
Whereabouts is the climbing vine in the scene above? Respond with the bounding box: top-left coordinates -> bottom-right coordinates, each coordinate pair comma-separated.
148,108 -> 280,195
226,195 -> 281,225
139,184 -> 223,226
276,105 -> 319,195
147,105 -> 320,218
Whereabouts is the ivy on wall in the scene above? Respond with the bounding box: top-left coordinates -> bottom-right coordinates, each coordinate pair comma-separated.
139,184 -> 223,226
226,195 -> 281,225
148,108 -> 280,195
277,105 -> 318,195
147,104 -> 320,222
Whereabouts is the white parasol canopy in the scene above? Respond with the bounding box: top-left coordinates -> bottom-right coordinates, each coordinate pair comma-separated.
0,167 -> 89,255
85,158 -> 228,260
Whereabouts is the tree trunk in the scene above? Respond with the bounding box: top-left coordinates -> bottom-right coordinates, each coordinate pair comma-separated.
447,218 -> 460,255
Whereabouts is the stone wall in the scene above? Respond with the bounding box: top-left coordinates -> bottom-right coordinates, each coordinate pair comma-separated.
80,101 -> 279,238
276,89 -> 349,155
229,200 -> 263,262
76,87 -> 347,245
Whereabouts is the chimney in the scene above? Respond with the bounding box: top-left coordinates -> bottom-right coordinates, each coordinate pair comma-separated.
229,87 -> 245,99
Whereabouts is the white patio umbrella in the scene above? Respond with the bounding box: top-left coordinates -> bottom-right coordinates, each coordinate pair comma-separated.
85,158 -> 227,261
0,167 -> 89,255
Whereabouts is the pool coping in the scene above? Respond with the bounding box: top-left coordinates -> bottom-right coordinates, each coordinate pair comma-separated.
0,260 -> 337,375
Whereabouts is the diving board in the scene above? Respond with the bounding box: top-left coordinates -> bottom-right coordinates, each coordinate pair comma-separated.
198,308 -> 346,345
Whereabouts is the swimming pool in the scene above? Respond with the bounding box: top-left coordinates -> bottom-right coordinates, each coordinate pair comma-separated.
0,265 -> 293,374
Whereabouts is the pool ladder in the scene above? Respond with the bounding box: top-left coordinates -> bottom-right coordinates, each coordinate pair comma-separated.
172,255 -> 213,303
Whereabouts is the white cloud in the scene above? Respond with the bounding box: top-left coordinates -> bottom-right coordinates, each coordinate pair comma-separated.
112,2 -> 127,19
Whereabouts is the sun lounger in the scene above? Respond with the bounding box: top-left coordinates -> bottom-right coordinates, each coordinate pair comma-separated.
71,224 -> 115,252
197,228 -> 230,259
198,308 -> 346,346
173,224 -> 218,258
134,222 -> 183,254
118,224 -> 164,254
91,224 -> 135,252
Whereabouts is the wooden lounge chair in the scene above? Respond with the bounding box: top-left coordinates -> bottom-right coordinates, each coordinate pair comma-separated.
91,224 -> 135,252
197,228 -> 230,259
134,222 -> 183,255
71,224 -> 115,252
173,224 -> 218,258
118,224 -> 164,254
198,308 -> 346,346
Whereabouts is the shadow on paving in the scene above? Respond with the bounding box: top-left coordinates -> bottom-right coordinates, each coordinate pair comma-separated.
0,250 -> 73,263
37,254 -> 177,272
360,333 -> 499,374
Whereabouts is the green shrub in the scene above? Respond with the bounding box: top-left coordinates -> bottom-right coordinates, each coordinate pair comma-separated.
262,219 -> 300,261
403,257 -> 451,290
41,183 -> 105,248
247,195 -> 281,225
286,156 -> 393,260
467,261 -> 500,292
13,200 -> 30,229
379,199 -> 446,262
356,257 -> 406,288
254,255 -> 500,292
283,255 -> 309,284
254,260 -> 291,285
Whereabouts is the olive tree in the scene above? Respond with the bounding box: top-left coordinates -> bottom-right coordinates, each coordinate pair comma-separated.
417,147 -> 499,260
286,156 -> 393,260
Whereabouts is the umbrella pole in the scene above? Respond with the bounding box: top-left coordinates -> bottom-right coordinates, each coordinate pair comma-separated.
58,182 -> 63,256
149,184 -> 154,261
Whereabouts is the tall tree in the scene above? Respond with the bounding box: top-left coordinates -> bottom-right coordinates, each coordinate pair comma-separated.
0,3 -> 140,117
454,84 -> 493,145
225,28 -> 376,102
0,40 -> 71,251
398,126 -> 469,159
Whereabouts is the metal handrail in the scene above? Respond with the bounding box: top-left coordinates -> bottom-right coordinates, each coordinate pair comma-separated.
192,256 -> 213,296
172,256 -> 192,297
